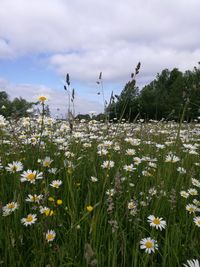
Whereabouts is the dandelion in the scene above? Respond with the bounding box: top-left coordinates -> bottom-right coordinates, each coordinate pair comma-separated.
56,199 -> 63,205
50,180 -> 62,188
147,215 -> 167,230
193,217 -> 200,227
86,205 -> 94,212
140,237 -> 158,254
21,214 -> 37,226
46,230 -> 56,242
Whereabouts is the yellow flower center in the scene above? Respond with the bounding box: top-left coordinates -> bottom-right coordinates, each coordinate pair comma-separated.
153,218 -> 160,225
27,173 -> 36,181
47,234 -> 54,240
197,220 -> 200,225
26,215 -> 33,222
189,207 -> 195,212
145,241 -> 153,249
8,203 -> 15,209
38,96 -> 47,102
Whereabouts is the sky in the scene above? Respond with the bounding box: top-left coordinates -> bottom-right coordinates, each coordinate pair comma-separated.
0,0 -> 200,117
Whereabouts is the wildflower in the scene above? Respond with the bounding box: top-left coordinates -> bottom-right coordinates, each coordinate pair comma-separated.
140,237 -> 158,254
193,217 -> 200,227
180,191 -> 189,198
2,202 -> 18,216
20,170 -> 43,184
57,199 -> 63,205
101,160 -> 115,169
42,157 -> 53,167
183,259 -> 200,267
50,180 -> 62,188
40,206 -> 54,216
21,214 -> 37,226
46,230 -> 56,242
188,188 -> 198,196
192,178 -> 200,188
48,197 -> 55,202
177,167 -> 186,174
165,153 -> 180,163
25,194 -> 43,203
5,161 -> 23,173
38,95 -> 47,103
147,215 -> 166,230
90,176 -> 98,182
126,149 -> 136,156
123,164 -> 135,172
86,205 -> 94,213
186,204 -> 198,214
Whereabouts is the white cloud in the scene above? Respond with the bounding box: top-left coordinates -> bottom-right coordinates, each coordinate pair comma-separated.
0,78 -> 103,116
0,0 -> 200,97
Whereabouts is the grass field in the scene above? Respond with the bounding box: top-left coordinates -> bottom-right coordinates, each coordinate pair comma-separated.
0,113 -> 200,266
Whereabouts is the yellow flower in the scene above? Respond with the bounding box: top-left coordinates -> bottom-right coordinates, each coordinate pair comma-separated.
48,197 -> 55,202
86,205 -> 94,213
38,95 -> 47,103
57,199 -> 63,205
44,209 -> 54,216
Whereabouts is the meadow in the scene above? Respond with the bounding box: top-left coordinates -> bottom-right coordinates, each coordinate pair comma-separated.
0,110 -> 200,266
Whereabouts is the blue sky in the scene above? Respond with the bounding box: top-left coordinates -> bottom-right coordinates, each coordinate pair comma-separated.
0,0 -> 200,116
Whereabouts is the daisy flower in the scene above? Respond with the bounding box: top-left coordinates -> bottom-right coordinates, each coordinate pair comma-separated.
183,259 -> 200,267
147,215 -> 167,230
186,204 -> 198,214
193,217 -> 200,227
20,170 -> 43,184
42,157 -> 53,167
46,230 -> 56,242
2,202 -> 19,216
140,237 -> 158,254
25,194 -> 43,203
21,214 -> 37,226
101,160 -> 115,169
50,180 -> 62,188
5,161 -> 23,173
37,95 -> 48,103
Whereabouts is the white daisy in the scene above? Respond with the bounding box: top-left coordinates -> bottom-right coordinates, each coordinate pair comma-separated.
21,214 -> 37,226
50,180 -> 62,188
140,237 -> 158,254
5,161 -> 23,173
20,170 -> 43,184
147,215 -> 167,230
46,230 -> 56,242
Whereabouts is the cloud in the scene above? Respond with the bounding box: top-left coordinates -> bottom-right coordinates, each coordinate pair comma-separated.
0,78 -> 103,116
0,0 -> 200,96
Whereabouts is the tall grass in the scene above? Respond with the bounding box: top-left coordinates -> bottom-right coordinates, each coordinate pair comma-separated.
0,114 -> 200,266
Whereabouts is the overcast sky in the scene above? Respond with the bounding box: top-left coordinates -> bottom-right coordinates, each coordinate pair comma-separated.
0,0 -> 200,116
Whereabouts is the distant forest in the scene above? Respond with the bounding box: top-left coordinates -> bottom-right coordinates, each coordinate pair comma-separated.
1,63 -> 200,121
106,63 -> 200,121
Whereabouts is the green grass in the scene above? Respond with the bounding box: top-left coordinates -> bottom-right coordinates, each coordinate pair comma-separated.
0,117 -> 200,266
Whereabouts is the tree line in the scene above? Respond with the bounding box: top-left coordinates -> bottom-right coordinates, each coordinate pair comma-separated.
107,63 -> 200,121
